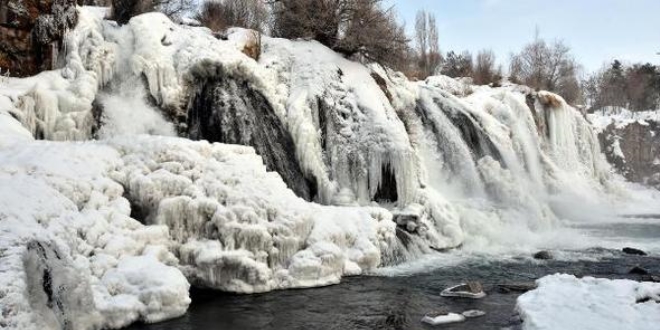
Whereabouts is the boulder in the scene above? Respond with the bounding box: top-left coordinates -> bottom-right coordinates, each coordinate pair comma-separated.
441,281 -> 487,299
533,250 -> 553,260
629,266 -> 649,275
462,310 -> 486,318
622,247 -> 647,256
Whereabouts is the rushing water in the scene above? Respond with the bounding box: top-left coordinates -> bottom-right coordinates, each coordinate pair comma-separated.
128,247 -> 660,330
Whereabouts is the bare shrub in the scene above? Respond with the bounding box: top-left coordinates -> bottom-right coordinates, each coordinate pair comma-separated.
473,49 -> 502,86
112,0 -> 194,25
270,0 -> 410,72
441,50 -> 473,79
414,10 -> 442,79
197,0 -> 268,32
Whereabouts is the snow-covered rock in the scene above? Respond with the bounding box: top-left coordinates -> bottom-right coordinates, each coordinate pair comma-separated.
517,274 -> 660,330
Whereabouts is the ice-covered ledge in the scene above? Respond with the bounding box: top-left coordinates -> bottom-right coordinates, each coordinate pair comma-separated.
517,274 -> 660,330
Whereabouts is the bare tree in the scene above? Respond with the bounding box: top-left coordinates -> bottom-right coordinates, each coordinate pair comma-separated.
157,0 -> 196,19
473,49 -> 501,86
270,0 -> 346,45
197,0 -> 268,32
337,0 -> 409,67
509,30 -> 582,103
415,11 -> 428,76
441,50 -> 473,78
270,0 -> 409,71
414,10 -> 441,78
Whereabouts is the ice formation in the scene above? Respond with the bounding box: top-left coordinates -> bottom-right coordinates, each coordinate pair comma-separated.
0,6 -> 644,330
517,274 -> 660,330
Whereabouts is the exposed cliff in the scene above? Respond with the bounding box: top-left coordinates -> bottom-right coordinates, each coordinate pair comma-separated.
0,0 -> 78,77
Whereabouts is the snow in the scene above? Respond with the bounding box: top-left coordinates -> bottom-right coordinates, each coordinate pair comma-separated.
517,274 -> 660,330
588,107 -> 660,134
421,312 -> 466,325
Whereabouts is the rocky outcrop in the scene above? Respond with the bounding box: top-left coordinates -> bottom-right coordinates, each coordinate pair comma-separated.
0,0 -> 77,77
598,119 -> 660,190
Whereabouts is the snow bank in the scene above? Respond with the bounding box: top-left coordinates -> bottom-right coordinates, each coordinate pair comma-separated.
517,274 -> 660,330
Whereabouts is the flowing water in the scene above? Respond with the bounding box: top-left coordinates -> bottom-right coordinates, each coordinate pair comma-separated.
128,251 -> 660,330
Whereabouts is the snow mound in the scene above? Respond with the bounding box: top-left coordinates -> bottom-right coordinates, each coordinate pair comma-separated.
517,274 -> 660,330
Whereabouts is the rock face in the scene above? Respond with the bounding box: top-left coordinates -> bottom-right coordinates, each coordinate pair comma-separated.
0,0 -> 77,77
598,119 -> 660,190
187,75 -> 318,201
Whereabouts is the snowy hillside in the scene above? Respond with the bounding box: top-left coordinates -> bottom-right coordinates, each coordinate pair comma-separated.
0,6 -> 651,330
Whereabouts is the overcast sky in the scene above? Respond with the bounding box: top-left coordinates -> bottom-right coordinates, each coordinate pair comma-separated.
388,0 -> 660,73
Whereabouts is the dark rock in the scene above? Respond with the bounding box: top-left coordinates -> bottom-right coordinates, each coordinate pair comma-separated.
370,71 -> 392,103
622,247 -> 647,256
441,281 -> 486,299
462,310 -> 486,318
187,74 -> 317,201
636,296 -> 659,304
533,251 -> 553,260
629,266 -> 649,275
425,309 -> 450,318
497,282 -> 537,294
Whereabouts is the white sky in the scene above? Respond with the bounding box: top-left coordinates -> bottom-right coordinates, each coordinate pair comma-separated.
389,0 -> 660,73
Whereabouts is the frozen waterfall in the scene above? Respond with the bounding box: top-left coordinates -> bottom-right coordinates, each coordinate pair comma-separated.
0,7 -> 636,330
